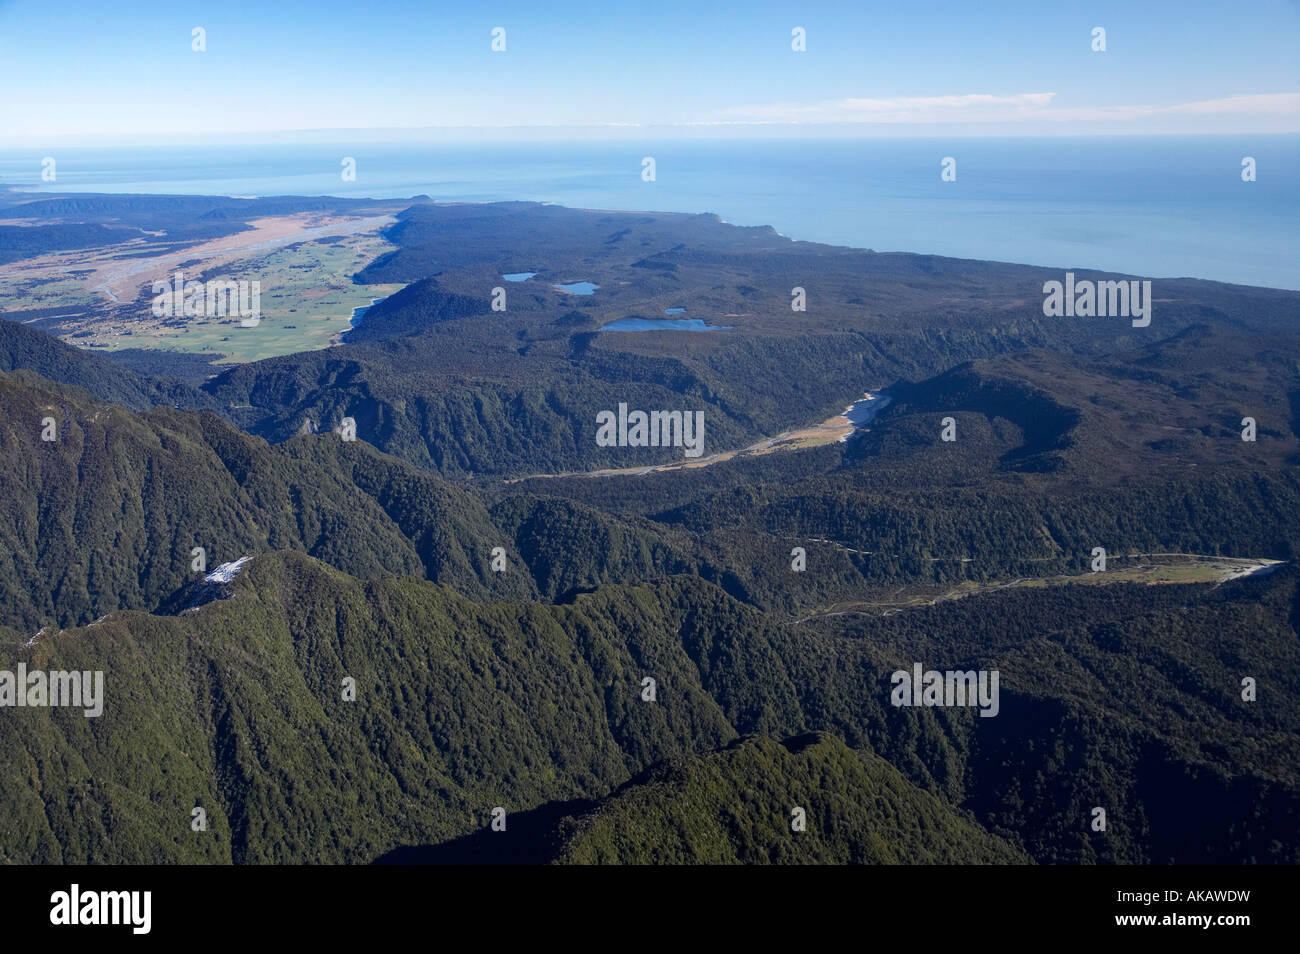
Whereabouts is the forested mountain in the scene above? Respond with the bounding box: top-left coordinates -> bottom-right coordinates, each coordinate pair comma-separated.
0,318 -> 218,412
7,364 -> 1298,636
395,733 -> 1029,865
203,202 -> 1300,478
2,550 -> 1294,864
0,197 -> 1296,866
547,734 -> 1030,865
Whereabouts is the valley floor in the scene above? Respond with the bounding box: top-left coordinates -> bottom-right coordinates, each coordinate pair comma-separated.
796,554 -> 1286,622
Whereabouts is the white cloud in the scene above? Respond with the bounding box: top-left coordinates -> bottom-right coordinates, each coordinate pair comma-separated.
1035,92 -> 1300,122
716,91 -> 1300,128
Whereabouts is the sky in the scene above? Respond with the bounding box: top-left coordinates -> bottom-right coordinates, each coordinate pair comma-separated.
1,0 -> 1297,144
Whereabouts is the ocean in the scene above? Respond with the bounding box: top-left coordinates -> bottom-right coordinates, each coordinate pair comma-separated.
2,136 -> 1296,289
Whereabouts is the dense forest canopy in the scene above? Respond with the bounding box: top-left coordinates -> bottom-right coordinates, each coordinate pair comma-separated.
1,196 -> 1296,864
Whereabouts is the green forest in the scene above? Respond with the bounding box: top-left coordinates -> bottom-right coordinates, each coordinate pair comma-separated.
1,198 -> 1297,865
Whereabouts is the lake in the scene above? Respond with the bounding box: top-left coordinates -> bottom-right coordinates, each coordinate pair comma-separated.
601,317 -> 731,332
553,281 -> 598,295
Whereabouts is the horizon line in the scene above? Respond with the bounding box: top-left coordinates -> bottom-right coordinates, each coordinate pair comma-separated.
6,127 -> 1300,149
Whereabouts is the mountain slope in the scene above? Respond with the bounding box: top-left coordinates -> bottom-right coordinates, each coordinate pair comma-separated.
549,733 -> 1028,864
204,201 -> 1300,479
2,550 -> 1294,864
0,318 -> 218,412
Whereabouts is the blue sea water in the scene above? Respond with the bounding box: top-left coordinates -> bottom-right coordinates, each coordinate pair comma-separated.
2,137 -> 1296,288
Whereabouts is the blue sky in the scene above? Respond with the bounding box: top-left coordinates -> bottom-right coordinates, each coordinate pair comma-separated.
2,0 -> 1297,143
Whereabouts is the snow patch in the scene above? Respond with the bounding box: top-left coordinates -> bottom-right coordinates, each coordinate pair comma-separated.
205,556 -> 252,584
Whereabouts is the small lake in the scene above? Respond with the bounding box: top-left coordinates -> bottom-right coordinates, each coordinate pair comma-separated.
503,272 -> 536,282
553,281 -> 598,295
600,317 -> 731,332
